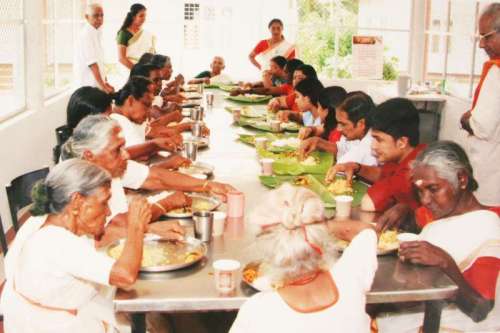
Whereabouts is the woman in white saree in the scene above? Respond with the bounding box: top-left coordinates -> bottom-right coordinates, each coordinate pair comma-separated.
1,159 -> 151,333
249,18 -> 296,71
377,141 -> 500,333
116,3 -> 156,71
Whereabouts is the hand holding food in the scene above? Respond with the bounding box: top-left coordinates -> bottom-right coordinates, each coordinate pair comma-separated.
128,196 -> 152,231
276,111 -> 290,122
375,203 -> 411,232
298,137 -> 319,160
268,98 -> 281,112
154,137 -> 178,152
163,191 -> 192,210
147,220 -> 185,241
325,162 -> 358,185
207,181 -> 237,200
298,127 -> 314,140
164,154 -> 192,169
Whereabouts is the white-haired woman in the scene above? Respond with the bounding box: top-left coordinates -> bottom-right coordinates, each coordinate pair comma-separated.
61,115 -> 235,245
230,183 -> 378,333
1,159 -> 150,332
377,141 -> 500,332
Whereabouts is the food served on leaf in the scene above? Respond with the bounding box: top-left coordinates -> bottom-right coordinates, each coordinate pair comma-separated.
293,176 -> 310,186
271,137 -> 300,149
300,155 -> 319,166
327,178 -> 354,196
280,122 -> 300,131
244,94 -> 268,100
335,230 -> 399,254
108,241 -> 203,267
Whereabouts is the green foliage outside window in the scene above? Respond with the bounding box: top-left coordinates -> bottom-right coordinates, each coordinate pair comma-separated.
297,0 -> 399,81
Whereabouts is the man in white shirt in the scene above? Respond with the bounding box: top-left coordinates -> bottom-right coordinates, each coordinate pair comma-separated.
74,3 -> 114,93
460,4 -> 500,206
299,91 -> 377,168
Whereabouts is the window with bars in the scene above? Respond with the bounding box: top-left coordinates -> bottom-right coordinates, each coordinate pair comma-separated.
42,0 -> 84,97
0,0 -> 24,117
184,2 -> 200,49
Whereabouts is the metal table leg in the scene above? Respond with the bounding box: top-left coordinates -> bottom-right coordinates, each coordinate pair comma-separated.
423,300 -> 444,333
131,313 -> 146,333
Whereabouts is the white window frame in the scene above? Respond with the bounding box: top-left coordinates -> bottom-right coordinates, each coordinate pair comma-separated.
0,3 -> 26,122
293,0 -> 413,81
422,0 -> 485,100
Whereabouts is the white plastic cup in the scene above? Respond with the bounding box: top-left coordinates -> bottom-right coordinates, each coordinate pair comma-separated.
397,73 -> 412,97
335,195 -> 353,218
270,120 -> 281,132
260,158 -> 274,176
233,109 -> 241,123
397,233 -> 420,244
213,259 -> 240,295
212,211 -> 227,237
227,191 -> 245,218
254,137 -> 268,150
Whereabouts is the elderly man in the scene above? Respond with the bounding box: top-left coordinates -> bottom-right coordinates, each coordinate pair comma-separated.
460,3 -> 500,208
74,3 -> 114,93
189,56 -> 231,84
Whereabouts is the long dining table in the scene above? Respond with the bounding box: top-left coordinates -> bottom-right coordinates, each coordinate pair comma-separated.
113,89 -> 458,333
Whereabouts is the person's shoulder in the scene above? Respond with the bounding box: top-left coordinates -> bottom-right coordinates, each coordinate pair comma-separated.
116,29 -> 133,44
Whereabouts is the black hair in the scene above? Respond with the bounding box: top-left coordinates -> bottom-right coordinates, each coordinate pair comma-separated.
285,58 -> 304,83
319,86 -> 347,140
66,86 -> 113,130
151,54 -> 168,69
268,18 -> 283,28
129,63 -> 157,79
271,56 -> 287,69
138,52 -> 155,65
118,3 -> 146,34
337,91 -> 375,125
295,78 -> 324,106
113,76 -> 152,106
296,64 -> 317,80
370,97 -> 420,146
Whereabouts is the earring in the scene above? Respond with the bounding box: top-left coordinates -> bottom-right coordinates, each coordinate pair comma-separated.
72,209 -> 78,216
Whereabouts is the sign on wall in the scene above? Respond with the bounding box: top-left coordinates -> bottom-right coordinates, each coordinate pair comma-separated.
351,35 -> 383,79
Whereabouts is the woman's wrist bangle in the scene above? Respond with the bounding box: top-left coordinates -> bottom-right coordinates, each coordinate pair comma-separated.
153,202 -> 167,215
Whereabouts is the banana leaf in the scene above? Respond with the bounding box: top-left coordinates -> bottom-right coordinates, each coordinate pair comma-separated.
225,106 -> 267,118
226,95 -> 272,104
203,83 -> 220,89
237,133 -> 298,150
259,174 -> 368,208
219,84 -> 238,92
257,150 -> 334,175
237,118 -> 300,133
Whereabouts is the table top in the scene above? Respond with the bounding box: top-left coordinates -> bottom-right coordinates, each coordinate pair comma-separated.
113,89 -> 457,312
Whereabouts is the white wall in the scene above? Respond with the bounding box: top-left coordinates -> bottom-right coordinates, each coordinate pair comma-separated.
0,92 -> 69,230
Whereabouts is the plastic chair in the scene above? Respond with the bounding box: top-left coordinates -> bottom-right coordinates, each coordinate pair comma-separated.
6,167 -> 49,232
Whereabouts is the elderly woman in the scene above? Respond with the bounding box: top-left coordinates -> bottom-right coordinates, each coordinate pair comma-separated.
110,76 -> 186,160
230,183 -> 378,333
1,159 -> 150,332
61,115 -> 234,239
377,141 -> 500,333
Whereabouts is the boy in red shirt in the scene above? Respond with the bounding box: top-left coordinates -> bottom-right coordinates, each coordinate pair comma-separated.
330,98 -> 425,227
